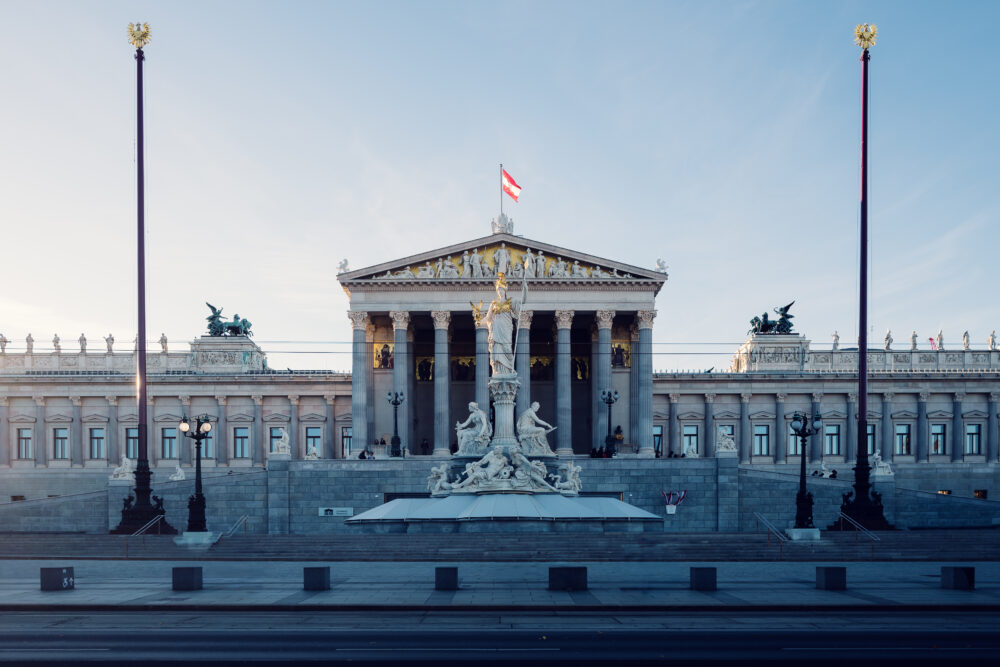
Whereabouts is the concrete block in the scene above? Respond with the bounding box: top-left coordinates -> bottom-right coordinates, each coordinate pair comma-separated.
548,566 -> 587,591
40,567 -> 75,591
303,566 -> 331,591
690,567 -> 717,591
816,566 -> 847,591
172,567 -> 203,591
435,567 -> 458,590
941,566 -> 975,590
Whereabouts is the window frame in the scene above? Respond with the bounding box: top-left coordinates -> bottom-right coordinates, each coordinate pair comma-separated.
787,422 -> 803,456
752,424 -> 770,456
965,423 -> 982,455
823,424 -> 842,456
894,423 -> 912,456
88,427 -> 106,460
233,426 -> 250,459
341,426 -> 353,457
930,422 -> 947,456
17,428 -> 32,460
52,427 -> 69,460
681,424 -> 699,456
161,427 -> 178,459
305,426 -> 322,454
125,427 -> 139,459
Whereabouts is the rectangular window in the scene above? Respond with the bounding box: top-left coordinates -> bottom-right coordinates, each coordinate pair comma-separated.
305,426 -> 322,455
233,427 -> 250,458
823,425 -> 841,456
52,428 -> 69,459
787,423 -> 802,455
89,428 -> 106,459
161,427 -> 177,459
653,425 -> 663,457
341,426 -> 353,456
930,423 -> 947,455
17,428 -> 32,459
126,427 -> 139,459
202,430 -> 215,458
682,425 -> 699,455
866,424 -> 876,455
269,427 -> 285,453
965,424 -> 982,455
894,424 -> 912,455
974,489 -> 988,500
752,425 -> 770,456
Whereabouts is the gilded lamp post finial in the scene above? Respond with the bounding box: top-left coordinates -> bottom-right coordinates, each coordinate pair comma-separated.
128,22 -> 151,50
854,23 -> 877,50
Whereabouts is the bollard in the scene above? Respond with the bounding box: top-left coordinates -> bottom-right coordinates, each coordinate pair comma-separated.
548,567 -> 587,591
303,567 -> 331,591
435,567 -> 458,591
941,566 -> 975,590
816,566 -> 847,591
690,567 -> 717,591
40,567 -> 75,592
172,567 -> 203,591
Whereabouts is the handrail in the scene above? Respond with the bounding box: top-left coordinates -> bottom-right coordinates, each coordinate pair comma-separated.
124,514 -> 166,559
752,511 -> 787,560
216,515 -> 249,543
836,511 -> 880,559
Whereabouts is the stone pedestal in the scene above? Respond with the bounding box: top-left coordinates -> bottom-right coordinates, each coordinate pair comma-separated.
173,531 -> 215,547
786,527 -> 821,541
488,373 -> 520,449
731,334 -> 810,373
189,336 -> 267,374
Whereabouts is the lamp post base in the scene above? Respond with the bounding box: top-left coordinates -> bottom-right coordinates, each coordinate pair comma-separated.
110,503 -> 177,535
785,527 -> 821,541
173,531 -> 215,547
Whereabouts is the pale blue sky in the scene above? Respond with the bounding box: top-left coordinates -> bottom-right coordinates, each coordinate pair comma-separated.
1,1 -> 997,369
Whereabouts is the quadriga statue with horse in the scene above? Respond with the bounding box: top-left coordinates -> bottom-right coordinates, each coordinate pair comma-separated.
205,302 -> 253,337
748,301 -> 795,336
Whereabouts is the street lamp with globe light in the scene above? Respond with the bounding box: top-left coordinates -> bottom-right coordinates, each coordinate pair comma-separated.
179,415 -> 212,533
790,412 -> 822,529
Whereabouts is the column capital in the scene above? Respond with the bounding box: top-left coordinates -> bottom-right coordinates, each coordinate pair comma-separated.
324,394 -> 336,405
518,309 -> 533,329
179,395 -> 191,407
953,391 -> 966,402
740,392 -> 752,404
106,395 -> 118,406
847,392 -> 857,404
669,393 -> 680,404
990,392 -> 1000,403
918,389 -> 930,402
811,392 -> 823,403
33,396 -> 45,407
554,310 -> 574,330
251,394 -> 264,406
636,310 -> 657,330
289,395 -> 300,407
882,392 -> 894,403
431,311 -> 451,330
389,311 -> 411,331
0,397 -> 7,407
704,393 -> 716,404
70,396 -> 82,407
595,310 -> 615,330
347,311 -> 370,330
215,395 -> 228,406
775,392 -> 786,403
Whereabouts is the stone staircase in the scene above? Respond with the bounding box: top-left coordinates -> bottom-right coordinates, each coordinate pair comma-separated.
2,528 -> 996,562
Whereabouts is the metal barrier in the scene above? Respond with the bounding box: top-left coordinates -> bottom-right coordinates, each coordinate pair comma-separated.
124,514 -> 167,559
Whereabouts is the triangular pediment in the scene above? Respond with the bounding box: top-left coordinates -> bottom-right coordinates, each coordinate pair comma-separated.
83,413 -> 109,423
750,410 -> 776,420
892,410 -> 918,419
153,412 -> 183,423
229,413 -> 255,423
963,410 -> 988,419
713,411 -> 740,421
263,413 -> 290,423
338,232 -> 667,290
927,410 -> 953,419
300,412 -> 327,422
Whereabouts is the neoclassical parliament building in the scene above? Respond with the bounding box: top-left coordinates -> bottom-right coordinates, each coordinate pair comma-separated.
1,220 -> 999,532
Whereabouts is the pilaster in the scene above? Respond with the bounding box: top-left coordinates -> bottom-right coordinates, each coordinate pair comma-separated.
774,393 -> 786,463
474,319 -> 489,414
431,311 -> 452,457
33,396 -> 46,466
988,392 -> 999,463
952,392 -> 965,462
739,392 -> 751,464
916,390 -> 929,462
0,398 -> 8,467
348,311 -> 370,454
554,310 -> 574,456
594,310 -> 614,452
636,310 -> 656,457
703,393 -> 715,459
252,394 -> 265,464
809,392 -> 822,464
215,396 -> 228,464
179,395 -> 192,465
668,394 -> 680,458
289,395 -> 301,459
323,395 -> 335,459
70,396 -> 83,467
845,393 -> 857,463
881,392 -> 894,461
106,396 -> 119,464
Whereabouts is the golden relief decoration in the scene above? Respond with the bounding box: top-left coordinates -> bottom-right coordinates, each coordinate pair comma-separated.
128,22 -> 151,49
373,342 -> 394,369
611,340 -> 632,368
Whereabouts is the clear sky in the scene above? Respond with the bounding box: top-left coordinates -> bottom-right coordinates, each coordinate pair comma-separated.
1,1 -> 997,370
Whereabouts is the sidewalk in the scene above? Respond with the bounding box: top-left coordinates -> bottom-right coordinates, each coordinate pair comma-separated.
2,559 -> 998,611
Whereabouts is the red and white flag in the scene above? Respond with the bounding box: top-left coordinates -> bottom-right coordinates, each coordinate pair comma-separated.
501,168 -> 521,202
928,337 -> 937,350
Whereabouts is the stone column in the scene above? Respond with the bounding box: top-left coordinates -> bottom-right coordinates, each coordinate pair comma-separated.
845,393 -> 857,463
668,394 -> 680,457
323,394 -> 335,459
594,310 -> 615,451
988,392 -> 999,462
809,392 -> 822,463
106,396 -> 118,464
703,394 -> 715,458
590,329 -> 599,451
289,395 -> 300,459
70,396 -> 83,466
179,395 -> 192,465
636,310 -> 656,457
739,392 -> 751,464
366,322 -> 375,446
406,329 -> 416,450
515,310 -> 533,418
348,312 -> 370,454
774,393 -> 786,463
390,311 -> 410,453
554,310 -> 574,456
253,395 -> 265,464
881,392 -> 894,461
629,324 -> 639,448
215,396 -> 228,464
916,390 -> 929,462
0,398 -> 9,467
952,392 -> 965,462
34,396 -> 46,465
474,319 -> 489,413
432,311 -> 452,457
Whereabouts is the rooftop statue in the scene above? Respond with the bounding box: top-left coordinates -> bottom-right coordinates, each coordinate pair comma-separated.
748,301 -> 795,335
206,302 -> 253,337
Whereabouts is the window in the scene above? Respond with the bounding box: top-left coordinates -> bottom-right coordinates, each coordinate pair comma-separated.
752,425 -> 770,456
161,427 -> 177,459
233,427 -> 250,458
930,423 -> 947,455
126,427 -> 139,458
823,425 -> 841,456
52,428 -> 69,459
17,428 -> 32,459
974,489 -> 988,500
202,429 -> 214,458
965,424 -> 982,455
682,425 -> 698,455
866,424 -> 876,455
306,427 -> 322,455
937,489 -> 951,495
894,424 -> 912,455
787,423 -> 802,455
341,426 -> 353,456
653,425 -> 663,457
269,427 -> 285,453
89,428 -> 105,459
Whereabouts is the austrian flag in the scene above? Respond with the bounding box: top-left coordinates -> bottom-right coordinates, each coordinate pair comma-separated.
501,169 -> 521,202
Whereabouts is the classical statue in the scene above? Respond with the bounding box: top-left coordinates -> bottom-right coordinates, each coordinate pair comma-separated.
936,330 -> 944,351
516,401 -> 556,456
104,334 -> 114,353
831,331 -> 839,351
206,302 -> 225,336
510,448 -> 557,491
493,243 -> 511,276
963,331 -> 970,350
25,333 -> 33,354
52,334 -> 61,352
910,330 -> 918,351
483,273 -> 518,375
159,333 -> 168,353
534,251 -> 546,277
336,258 -> 349,273
460,251 -> 472,278
570,260 -> 587,278
455,402 -> 491,455
78,334 -> 87,353
469,248 -> 484,278
716,427 -> 737,453
749,302 -> 795,335
450,448 -> 510,490
550,462 -> 582,494
271,428 -> 291,456
523,249 -> 536,278
884,329 -> 893,351
655,258 -> 668,275
110,453 -> 134,480
305,443 -> 321,460
428,463 -> 452,495
0,333 -> 7,353
989,330 -> 997,351
773,302 -> 795,334
206,303 -> 253,337
168,464 -> 185,481
416,262 -> 435,278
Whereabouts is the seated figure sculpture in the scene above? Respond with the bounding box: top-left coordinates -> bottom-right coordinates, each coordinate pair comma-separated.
110,453 -> 134,481
428,463 -> 452,495
516,402 -> 556,456
455,402 -> 491,455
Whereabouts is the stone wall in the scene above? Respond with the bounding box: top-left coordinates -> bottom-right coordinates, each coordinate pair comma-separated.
0,490 -> 107,533
894,487 -> 1000,529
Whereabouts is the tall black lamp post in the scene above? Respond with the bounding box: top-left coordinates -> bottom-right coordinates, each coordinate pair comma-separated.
179,415 -> 212,533
601,389 -> 619,457
790,412 -> 822,529
387,391 -> 404,457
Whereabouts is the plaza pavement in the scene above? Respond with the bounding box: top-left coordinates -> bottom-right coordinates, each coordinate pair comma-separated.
1,559 -> 997,611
